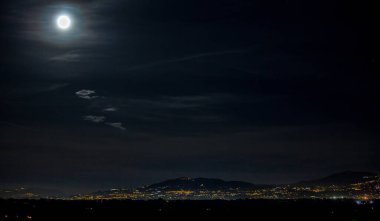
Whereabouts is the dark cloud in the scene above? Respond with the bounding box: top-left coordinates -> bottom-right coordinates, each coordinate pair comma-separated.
83,115 -> 105,123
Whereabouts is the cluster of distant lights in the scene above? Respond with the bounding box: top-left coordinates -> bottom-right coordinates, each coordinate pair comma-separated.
355,200 -> 374,205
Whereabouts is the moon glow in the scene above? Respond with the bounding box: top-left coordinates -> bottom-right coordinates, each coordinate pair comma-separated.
56,15 -> 71,30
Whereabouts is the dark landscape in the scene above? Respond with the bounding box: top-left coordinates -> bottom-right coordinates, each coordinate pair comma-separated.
1,199 -> 379,220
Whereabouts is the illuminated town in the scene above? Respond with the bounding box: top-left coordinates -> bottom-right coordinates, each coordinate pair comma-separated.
1,172 -> 379,221
2,172 -> 379,201
69,174 -> 380,201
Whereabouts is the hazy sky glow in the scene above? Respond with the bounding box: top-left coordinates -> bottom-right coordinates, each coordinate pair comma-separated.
0,0 -> 378,193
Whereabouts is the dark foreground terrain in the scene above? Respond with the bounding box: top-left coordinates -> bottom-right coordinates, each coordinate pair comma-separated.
0,199 -> 378,220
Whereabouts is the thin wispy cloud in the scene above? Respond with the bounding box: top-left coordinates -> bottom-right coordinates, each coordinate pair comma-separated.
83,115 -> 106,123
103,107 -> 118,112
45,83 -> 69,91
7,83 -> 69,97
76,89 -> 98,99
50,51 -> 81,62
106,122 -> 126,130
126,49 -> 247,71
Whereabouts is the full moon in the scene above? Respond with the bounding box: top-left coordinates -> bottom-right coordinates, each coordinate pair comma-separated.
56,15 -> 71,30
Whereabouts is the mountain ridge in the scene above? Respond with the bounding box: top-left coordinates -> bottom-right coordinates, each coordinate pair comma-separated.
142,177 -> 265,191
297,170 -> 378,186
140,171 -> 378,191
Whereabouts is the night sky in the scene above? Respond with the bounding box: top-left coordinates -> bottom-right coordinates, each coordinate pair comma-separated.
0,0 -> 379,193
